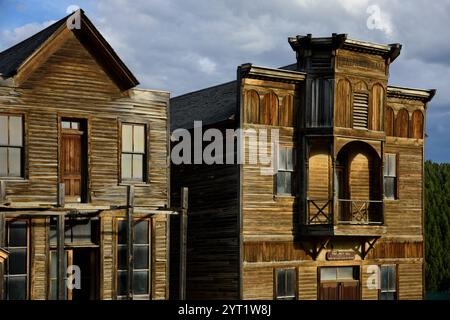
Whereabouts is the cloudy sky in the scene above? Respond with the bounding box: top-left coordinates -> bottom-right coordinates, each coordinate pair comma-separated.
0,0 -> 449,161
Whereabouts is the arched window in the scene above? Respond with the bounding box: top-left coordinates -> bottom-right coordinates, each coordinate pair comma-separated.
385,107 -> 394,136
411,110 -> 424,139
244,90 -> 260,124
261,91 -> 279,126
279,94 -> 294,127
396,109 -> 409,138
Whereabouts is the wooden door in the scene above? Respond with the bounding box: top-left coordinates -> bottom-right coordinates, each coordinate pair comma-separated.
339,281 -> 359,300
320,282 -> 339,300
61,120 -> 84,202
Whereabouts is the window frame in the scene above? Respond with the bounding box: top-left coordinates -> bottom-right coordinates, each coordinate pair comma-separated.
378,264 -> 398,300
48,249 -> 73,300
119,121 -> 149,184
4,218 -> 30,300
274,268 -> 297,300
384,153 -> 398,200
275,146 -> 296,196
114,217 -> 152,300
0,113 -> 26,180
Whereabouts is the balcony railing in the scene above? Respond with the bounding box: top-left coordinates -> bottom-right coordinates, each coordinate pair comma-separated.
306,198 -> 383,225
337,199 -> 383,225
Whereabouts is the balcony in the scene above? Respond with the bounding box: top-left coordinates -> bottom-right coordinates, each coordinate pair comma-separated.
303,198 -> 386,236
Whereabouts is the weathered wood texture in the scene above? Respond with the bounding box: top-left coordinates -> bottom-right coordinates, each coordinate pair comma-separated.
398,262 -> 423,299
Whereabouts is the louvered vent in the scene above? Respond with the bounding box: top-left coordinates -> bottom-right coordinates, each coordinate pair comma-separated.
353,92 -> 369,129
310,57 -> 330,70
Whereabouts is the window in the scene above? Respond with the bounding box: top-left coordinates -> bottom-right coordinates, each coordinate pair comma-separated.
61,120 -> 80,130
4,220 -> 28,300
384,154 -> 397,200
116,219 -> 151,299
49,218 -> 99,246
308,78 -> 333,127
353,92 -> 369,129
0,115 -> 23,178
380,265 -> 397,300
276,147 -> 295,195
275,268 -> 296,300
121,124 -> 146,182
49,250 -> 72,300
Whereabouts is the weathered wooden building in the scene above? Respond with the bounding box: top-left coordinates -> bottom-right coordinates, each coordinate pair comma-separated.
0,10 -> 171,300
170,34 -> 435,300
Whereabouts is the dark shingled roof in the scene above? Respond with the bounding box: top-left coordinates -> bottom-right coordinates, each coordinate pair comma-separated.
0,14 -> 69,78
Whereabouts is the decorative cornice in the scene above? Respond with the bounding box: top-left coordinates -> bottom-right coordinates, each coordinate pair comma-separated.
239,63 -> 306,83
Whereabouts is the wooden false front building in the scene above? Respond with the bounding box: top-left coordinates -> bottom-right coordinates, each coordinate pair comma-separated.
170,34 -> 435,300
0,10 -> 171,300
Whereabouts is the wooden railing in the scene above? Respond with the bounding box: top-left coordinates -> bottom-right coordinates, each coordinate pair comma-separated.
337,199 -> 383,224
306,198 -> 333,224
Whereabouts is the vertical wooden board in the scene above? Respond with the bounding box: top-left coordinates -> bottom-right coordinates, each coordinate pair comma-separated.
361,264 -> 378,300
154,218 -> 168,300
370,84 -> 384,131
395,109 -> 409,138
335,79 -> 351,128
398,263 -> 423,300
242,266 -> 273,300
298,266 -> 317,300
30,218 -> 47,299
100,212 -> 114,299
261,92 -> 279,126
411,110 -> 424,139
279,94 -> 294,127
385,107 -> 394,136
244,90 -> 259,124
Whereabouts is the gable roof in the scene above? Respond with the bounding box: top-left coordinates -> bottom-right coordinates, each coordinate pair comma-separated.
0,9 -> 139,90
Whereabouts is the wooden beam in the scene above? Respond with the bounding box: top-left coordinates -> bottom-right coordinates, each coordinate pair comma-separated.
179,187 -> 188,300
56,213 -> 65,300
0,212 -> 5,300
0,181 -> 6,204
57,183 -> 65,207
126,185 -> 134,300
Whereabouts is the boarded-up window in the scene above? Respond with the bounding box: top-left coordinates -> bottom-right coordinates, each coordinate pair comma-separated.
244,90 -> 259,124
260,92 -> 279,126
275,268 -> 296,300
384,154 -> 397,200
411,110 -> 424,139
370,84 -> 384,131
279,95 -> 295,127
353,92 -> 369,129
121,123 -> 146,182
385,107 -> 394,136
308,79 -> 333,127
395,109 -> 409,138
0,114 -> 23,177
335,79 -> 352,128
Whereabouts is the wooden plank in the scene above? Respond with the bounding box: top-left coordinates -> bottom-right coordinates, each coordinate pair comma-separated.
56,214 -> 65,300
126,185 -> 134,300
179,187 -> 188,300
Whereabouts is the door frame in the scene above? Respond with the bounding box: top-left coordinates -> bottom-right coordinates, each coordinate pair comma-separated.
57,114 -> 91,203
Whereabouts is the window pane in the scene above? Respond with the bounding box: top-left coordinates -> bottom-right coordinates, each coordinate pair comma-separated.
8,221 -> 27,247
122,125 -> 133,152
277,172 -> 285,194
0,115 -> 8,145
51,251 -> 57,278
285,172 -> 292,195
117,220 -> 127,244
384,177 -> 395,199
6,276 -> 27,300
320,267 -> 337,281
0,147 -> 7,176
121,154 -> 132,180
8,248 -> 27,274
133,125 -> 145,153
286,148 -> 294,170
132,154 -> 143,180
383,155 -> 389,176
337,267 -> 354,280
278,148 -> 286,170
117,271 -> 128,296
380,292 -> 395,300
286,269 -> 295,297
71,122 -> 79,130
8,147 -> 21,177
388,266 -> 396,291
117,246 -> 127,270
133,270 -> 149,295
381,266 -> 388,291
134,246 -> 149,270
61,121 -> 71,129
50,279 -> 57,300
9,116 -> 22,146
135,220 -> 149,244
277,270 -> 286,297
66,219 -> 93,244
388,155 -> 396,177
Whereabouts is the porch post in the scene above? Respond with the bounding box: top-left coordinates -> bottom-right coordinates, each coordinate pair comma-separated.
0,211 -> 5,300
56,213 -> 65,300
179,187 -> 188,300
126,185 -> 135,300
331,138 -> 336,225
